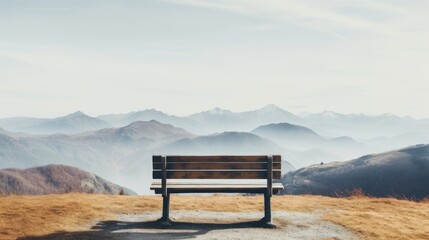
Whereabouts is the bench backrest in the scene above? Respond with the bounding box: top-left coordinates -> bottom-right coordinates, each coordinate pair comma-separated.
152,155 -> 281,179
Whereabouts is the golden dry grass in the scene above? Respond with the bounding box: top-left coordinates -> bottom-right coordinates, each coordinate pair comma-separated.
0,194 -> 428,240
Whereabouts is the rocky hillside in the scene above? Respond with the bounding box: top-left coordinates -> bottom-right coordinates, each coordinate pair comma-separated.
281,145 -> 429,200
0,165 -> 135,195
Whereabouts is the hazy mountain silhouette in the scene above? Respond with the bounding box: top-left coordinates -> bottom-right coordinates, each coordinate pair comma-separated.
160,132 -> 295,173
252,122 -> 324,144
4,106 -> 428,145
303,111 -> 429,140
0,164 -> 135,195
281,145 -> 429,200
96,106 -> 429,152
0,117 -> 49,132
186,105 -> 303,134
251,122 -> 373,167
162,132 -> 283,155
98,109 -> 199,131
366,131 -> 429,151
24,111 -> 111,134
0,111 -> 111,134
240,104 -> 303,125
187,108 -> 248,133
97,105 -> 303,134
286,148 -> 342,169
76,120 -> 194,146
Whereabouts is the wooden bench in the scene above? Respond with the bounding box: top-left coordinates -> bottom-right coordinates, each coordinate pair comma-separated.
150,155 -> 283,228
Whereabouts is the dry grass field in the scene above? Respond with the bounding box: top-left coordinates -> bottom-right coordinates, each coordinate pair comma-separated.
0,194 -> 428,240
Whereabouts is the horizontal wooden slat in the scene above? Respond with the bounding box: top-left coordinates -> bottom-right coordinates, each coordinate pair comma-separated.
153,162 -> 281,170
150,179 -> 279,185
154,189 -> 282,194
150,183 -> 284,190
152,170 -> 281,179
153,155 -> 281,163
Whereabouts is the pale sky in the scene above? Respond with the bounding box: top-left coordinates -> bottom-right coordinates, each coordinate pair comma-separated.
1,0 -> 428,118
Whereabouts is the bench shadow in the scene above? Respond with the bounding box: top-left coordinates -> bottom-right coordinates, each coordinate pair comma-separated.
18,219 -> 268,240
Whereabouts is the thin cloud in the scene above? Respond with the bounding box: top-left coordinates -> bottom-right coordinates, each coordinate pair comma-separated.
165,0 -> 424,38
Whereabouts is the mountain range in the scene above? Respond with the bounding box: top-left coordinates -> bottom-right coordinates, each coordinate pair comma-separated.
97,105 -> 302,135
0,120 -> 294,194
2,105 -> 429,145
0,120 -> 196,194
97,105 -> 429,143
0,105 -> 428,195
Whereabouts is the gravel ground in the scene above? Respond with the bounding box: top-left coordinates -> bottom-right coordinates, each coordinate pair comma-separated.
22,210 -> 359,239
106,210 -> 358,240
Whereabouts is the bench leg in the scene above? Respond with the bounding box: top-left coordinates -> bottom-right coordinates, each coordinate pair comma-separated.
161,193 -> 171,227
261,192 -> 276,228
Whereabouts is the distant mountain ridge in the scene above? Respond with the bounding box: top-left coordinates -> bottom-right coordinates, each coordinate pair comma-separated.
96,105 -> 304,134
97,106 -> 429,145
304,111 -> 429,140
240,104 -> 303,125
281,145 -> 429,200
0,117 -> 49,132
28,111 -> 111,134
75,120 -> 194,145
0,164 -> 136,195
0,111 -> 111,134
3,106 -> 429,141
98,109 -> 199,132
186,105 -> 303,134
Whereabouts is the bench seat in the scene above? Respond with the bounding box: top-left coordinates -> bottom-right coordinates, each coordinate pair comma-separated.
150,179 -> 284,194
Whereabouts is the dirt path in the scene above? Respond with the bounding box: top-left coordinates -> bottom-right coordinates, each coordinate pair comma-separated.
22,210 -> 359,239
